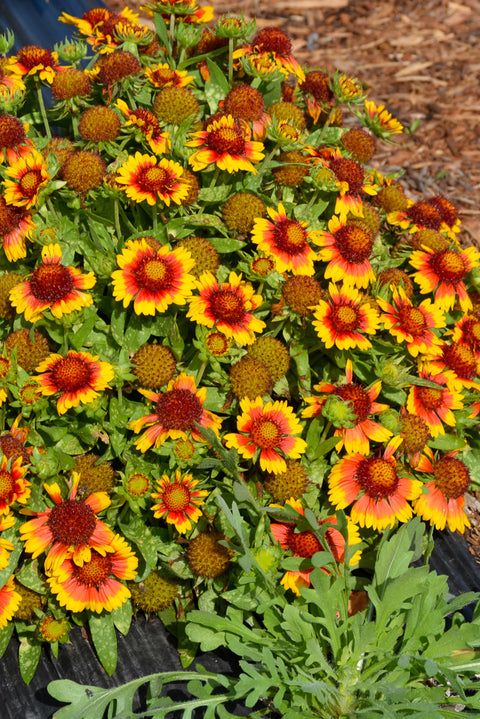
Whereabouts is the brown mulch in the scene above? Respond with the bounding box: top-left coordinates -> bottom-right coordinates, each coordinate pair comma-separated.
104,0 -> 480,560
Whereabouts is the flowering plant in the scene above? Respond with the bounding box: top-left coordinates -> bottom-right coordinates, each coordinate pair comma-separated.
0,1 -> 480,712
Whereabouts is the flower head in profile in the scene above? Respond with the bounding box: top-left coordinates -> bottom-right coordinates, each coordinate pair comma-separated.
0,57 -> 26,101
406,369 -> 463,438
151,470 -> 208,533
0,514 -> 15,570
144,63 -> 194,88
409,245 -> 480,313
312,283 -> 380,350
187,271 -> 265,345
47,533 -> 138,613
413,448 -> 471,533
314,215 -> 375,289
224,396 -> 307,474
33,350 -> 114,415
329,437 -> 422,530
0,577 -> 21,629
116,152 -> 187,206
0,455 -> 30,514
15,45 -> 60,84
19,472 -> 114,574
130,372 -> 222,453
3,150 -> 49,209
0,195 -> 36,262
112,239 -> 196,316
115,100 -> 170,154
233,26 -> 305,81
187,114 -> 264,173
251,203 -> 318,276
302,359 -> 392,456
9,243 -> 95,322
361,99 -> 403,139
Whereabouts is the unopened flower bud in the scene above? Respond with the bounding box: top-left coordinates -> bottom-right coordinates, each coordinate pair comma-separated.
322,395 -> 357,429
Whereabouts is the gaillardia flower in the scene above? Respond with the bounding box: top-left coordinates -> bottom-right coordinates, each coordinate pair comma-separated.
233,26 -> 305,81
187,271 -> 265,345
15,45 -> 60,84
130,372 -> 222,453
413,448 -> 471,533
312,282 -> 380,350
116,152 -> 187,205
224,396 -> 307,474
0,195 -> 36,262
19,471 -> 114,574
0,577 -> 21,630
33,350 -> 114,415
9,243 -> 96,323
115,99 -> 170,154
0,455 -> 30,514
314,215 -> 375,289
151,470 -> 208,533
0,514 -> 15,570
3,150 -> 49,209
328,437 -> 422,530
187,114 -> 264,173
47,533 -> 138,613
250,203 -> 318,275
112,239 -> 196,316
406,369 -> 463,438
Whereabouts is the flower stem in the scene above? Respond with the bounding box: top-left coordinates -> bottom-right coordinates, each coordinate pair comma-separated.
316,102 -> 339,145
196,359 -> 208,385
256,141 -> 280,180
209,166 -> 220,188
152,204 -> 158,233
228,37 -> 236,87
71,113 -> 79,140
36,84 -> 51,140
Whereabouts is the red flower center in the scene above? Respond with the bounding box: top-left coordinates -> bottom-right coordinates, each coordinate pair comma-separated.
428,196 -> 457,228
461,319 -> 480,349
29,264 -> 74,302
155,388 -> 202,430
19,169 -> 43,198
207,126 -> 245,155
416,385 -> 444,410
430,250 -> 466,283
0,470 -> 14,501
138,165 -> 170,193
0,196 -> 25,234
132,108 -> 159,133
292,530 -> 321,558
135,256 -> 172,291
407,201 -> 442,230
224,85 -> 265,122
330,304 -> 359,332
433,456 -> 470,499
335,383 -> 371,422
163,482 -> 190,511
398,305 -> 427,336
48,499 -> 96,544
206,331 -> 229,355
357,457 -> 398,499
273,219 -> 307,256
443,343 -> 477,379
148,68 -> 178,86
17,45 -> 55,71
334,225 -> 373,264
253,27 -> 292,56
210,288 -> 246,323
0,114 -> 25,149
330,158 -> 364,194
72,550 -> 113,586
50,356 -> 92,392
250,416 -> 282,448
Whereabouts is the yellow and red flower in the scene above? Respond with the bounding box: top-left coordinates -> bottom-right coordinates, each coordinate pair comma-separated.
0,455 -> 30,514
115,100 -> 170,154
187,114 -> 264,173
312,282 -> 380,350
409,245 -> 480,313
302,359 -> 392,455
116,152 -> 187,206
112,239 -> 196,316
144,63 -> 194,88
187,271 -> 265,345
33,350 -> 114,415
314,215 -> 376,289
9,243 -> 96,322
15,45 -> 60,84
413,448 -> 471,533
47,533 -> 138,613
233,27 -> 305,82
362,99 -> 403,139
19,471 -> 114,574
420,342 -> 480,392
3,150 -> 49,209
0,577 -> 21,629
0,57 -> 26,100
130,372 -> 222,453
151,470 -> 208,533
377,286 -> 445,358
250,203 -> 318,276
328,437 -> 422,530
0,514 -> 15,571
0,195 -> 35,261
406,369 -> 464,438
224,396 -> 307,474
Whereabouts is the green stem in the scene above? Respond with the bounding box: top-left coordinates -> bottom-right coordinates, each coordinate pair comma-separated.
196,359 -> 208,385
152,204 -> 158,233
36,84 -> 51,139
306,188 -> 319,210
169,14 -> 176,57
256,141 -> 280,180
316,102 -> 339,145
209,166 -> 220,188
61,324 -> 69,354
424,522 -> 435,566
228,37 -> 235,86
114,196 -> 121,241
71,113 -> 79,140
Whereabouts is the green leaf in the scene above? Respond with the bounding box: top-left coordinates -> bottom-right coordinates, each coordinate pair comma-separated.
0,622 -> 14,658
209,237 -> 246,253
206,58 -> 231,94
18,634 -> 42,684
88,612 -> 117,676
119,515 -> 158,568
153,13 -> 170,49
428,433 -> 467,451
111,599 -> 132,636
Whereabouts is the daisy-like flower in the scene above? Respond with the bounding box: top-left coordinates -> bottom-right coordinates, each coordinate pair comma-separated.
0,57 -> 26,100
224,396 -> 307,474
47,533 -> 138,614
413,448 -> 471,533
15,45 -> 60,84
130,372 -> 222,453
250,203 -> 318,276
144,63 -> 194,88
59,7 -> 113,36
151,470 -> 208,533
187,114 -> 265,173
0,196 -> 35,261
0,577 -> 21,629
0,455 -> 30,514
409,245 -> 480,313
302,359 -> 392,456
19,471 -> 114,574
449,314 -> 480,354
0,355 -> 10,407
421,342 -> 480,392
187,271 -> 266,345
33,350 -> 114,415
233,26 -> 305,82
3,150 -> 49,209
0,115 -> 34,165
115,100 -> 170,154
328,437 -> 423,530
116,152 -> 187,206
361,99 -> 403,139
377,286 -> 445,358
312,282 -> 380,350
270,498 -> 361,596
0,514 -> 15,571
111,239 -> 196,316
9,243 -> 96,322
314,215 -> 376,289
406,369 -> 464,438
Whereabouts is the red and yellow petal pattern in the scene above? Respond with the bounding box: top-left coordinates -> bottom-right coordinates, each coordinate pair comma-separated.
0,454 -> 30,514
313,215 -> 375,289
187,114 -> 264,173
3,150 -> 50,209
312,283 -> 380,350
0,576 -> 21,629
409,246 -> 480,313
116,152 -> 187,206
151,470 -> 208,533
406,370 -> 463,438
